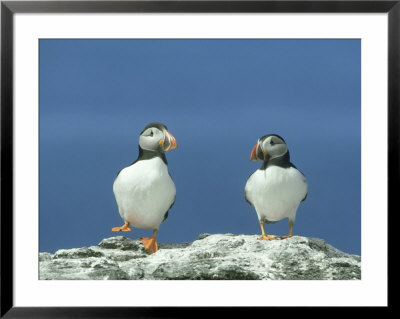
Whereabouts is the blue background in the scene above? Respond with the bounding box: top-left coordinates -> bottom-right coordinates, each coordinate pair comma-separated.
39,39 -> 361,255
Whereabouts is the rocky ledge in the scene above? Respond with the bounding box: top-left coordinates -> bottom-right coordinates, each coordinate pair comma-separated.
39,234 -> 361,280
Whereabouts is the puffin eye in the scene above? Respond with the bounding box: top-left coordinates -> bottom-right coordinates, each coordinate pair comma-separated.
270,140 -> 275,146
149,130 -> 154,137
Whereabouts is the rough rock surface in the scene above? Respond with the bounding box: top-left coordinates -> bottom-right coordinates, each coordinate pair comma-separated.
39,234 -> 361,280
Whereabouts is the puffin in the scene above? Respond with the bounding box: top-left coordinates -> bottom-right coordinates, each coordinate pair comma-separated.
111,122 -> 177,254
244,134 -> 308,240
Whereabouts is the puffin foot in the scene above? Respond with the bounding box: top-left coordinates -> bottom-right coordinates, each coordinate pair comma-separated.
258,234 -> 277,240
111,222 -> 132,232
280,221 -> 294,239
140,237 -> 158,254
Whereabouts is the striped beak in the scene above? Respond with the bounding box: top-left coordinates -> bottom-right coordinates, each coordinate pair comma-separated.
250,142 -> 263,161
161,131 -> 178,152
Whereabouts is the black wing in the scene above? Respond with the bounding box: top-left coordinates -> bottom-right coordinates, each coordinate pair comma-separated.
162,171 -> 176,222
291,164 -> 308,202
162,194 -> 176,222
244,189 -> 254,207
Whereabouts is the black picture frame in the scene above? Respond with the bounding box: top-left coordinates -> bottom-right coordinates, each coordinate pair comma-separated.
1,0 -> 395,317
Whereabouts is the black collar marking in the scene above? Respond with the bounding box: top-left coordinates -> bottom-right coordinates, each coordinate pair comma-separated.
116,146 -> 168,177
260,151 -> 292,170
133,146 -> 168,165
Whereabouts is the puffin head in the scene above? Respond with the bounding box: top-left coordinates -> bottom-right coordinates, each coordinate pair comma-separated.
139,122 -> 178,153
250,134 -> 288,162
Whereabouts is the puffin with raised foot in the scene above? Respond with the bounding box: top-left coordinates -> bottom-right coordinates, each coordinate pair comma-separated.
244,134 -> 308,240
112,122 -> 177,254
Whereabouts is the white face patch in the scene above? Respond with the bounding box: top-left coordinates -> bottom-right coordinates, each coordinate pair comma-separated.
139,127 -> 165,151
261,136 -> 288,159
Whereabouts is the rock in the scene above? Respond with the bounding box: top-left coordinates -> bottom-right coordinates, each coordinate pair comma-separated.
39,234 -> 361,280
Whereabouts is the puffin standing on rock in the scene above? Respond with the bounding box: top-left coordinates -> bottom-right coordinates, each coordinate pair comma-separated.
112,122 -> 177,254
244,134 -> 308,240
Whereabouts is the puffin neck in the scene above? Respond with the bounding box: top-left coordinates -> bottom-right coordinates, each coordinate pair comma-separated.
261,151 -> 291,170
134,146 -> 168,165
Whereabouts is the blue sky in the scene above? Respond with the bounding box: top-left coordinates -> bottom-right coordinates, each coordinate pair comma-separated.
39,39 -> 361,255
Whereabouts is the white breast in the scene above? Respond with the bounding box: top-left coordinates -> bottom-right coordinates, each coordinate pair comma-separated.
245,166 -> 307,223
113,157 -> 176,229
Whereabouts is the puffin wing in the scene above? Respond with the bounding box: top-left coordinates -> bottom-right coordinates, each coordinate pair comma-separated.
161,171 -> 176,223
162,194 -> 176,222
244,171 -> 256,207
290,162 -> 308,202
244,188 -> 253,207
301,187 -> 308,202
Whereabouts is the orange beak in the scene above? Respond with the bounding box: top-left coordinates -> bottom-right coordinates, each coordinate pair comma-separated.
164,131 -> 178,151
250,143 -> 262,161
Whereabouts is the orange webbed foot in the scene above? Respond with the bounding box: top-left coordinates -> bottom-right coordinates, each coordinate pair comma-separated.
258,234 -> 277,240
140,237 -> 158,254
111,222 -> 132,232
